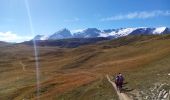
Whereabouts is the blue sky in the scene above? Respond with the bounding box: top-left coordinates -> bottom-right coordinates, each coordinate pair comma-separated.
0,0 -> 170,42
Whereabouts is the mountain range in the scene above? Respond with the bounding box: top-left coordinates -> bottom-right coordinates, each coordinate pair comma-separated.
33,27 -> 170,40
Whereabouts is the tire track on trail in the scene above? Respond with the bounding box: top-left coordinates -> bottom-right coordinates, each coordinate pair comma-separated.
106,75 -> 133,100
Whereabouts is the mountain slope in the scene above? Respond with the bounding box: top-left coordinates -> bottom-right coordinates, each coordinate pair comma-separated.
73,28 -> 101,38
33,35 -> 48,40
22,37 -> 110,48
0,34 -> 170,99
48,28 -> 72,40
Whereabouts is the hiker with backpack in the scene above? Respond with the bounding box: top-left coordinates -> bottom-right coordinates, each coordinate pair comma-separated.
115,73 -> 124,92
115,74 -> 119,89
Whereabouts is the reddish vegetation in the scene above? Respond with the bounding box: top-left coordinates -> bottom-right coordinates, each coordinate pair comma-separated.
38,72 -> 97,99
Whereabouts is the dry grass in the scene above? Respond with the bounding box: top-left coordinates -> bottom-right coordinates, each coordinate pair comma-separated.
0,35 -> 170,99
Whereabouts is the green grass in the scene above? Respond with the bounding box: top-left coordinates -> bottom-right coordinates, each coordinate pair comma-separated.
125,54 -> 170,91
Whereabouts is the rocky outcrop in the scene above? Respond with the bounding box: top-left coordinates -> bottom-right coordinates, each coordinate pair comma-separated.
139,83 -> 170,100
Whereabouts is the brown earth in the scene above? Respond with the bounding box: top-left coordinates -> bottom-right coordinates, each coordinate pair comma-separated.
0,35 -> 170,100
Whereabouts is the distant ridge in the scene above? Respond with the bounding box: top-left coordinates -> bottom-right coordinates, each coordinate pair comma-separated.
33,27 -> 170,40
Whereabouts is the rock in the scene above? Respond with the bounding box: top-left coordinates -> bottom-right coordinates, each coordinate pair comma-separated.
163,90 -> 167,95
158,90 -> 163,99
145,96 -> 148,99
157,84 -> 164,92
163,93 -> 168,99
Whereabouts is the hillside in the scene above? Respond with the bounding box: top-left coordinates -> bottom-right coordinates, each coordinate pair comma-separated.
0,35 -> 170,100
22,37 -> 110,48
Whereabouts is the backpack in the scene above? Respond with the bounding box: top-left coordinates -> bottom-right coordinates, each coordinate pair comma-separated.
115,76 -> 119,82
118,76 -> 124,83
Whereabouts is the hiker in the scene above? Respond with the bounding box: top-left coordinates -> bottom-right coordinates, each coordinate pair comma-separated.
115,74 -> 119,89
118,73 -> 124,89
115,73 -> 124,92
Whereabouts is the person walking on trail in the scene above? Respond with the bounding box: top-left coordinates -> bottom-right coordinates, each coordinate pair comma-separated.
115,73 -> 124,92
118,73 -> 124,89
115,74 -> 119,89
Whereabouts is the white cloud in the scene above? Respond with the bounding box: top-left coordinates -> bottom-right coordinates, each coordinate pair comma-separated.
64,18 -> 80,22
0,31 -> 33,43
101,10 -> 170,21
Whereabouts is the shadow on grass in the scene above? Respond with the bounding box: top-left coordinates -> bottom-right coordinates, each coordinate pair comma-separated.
122,82 -> 134,93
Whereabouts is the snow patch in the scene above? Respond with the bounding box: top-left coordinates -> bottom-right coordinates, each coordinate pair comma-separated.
99,28 -> 136,38
153,27 -> 166,34
71,29 -> 84,34
40,35 -> 48,40
116,28 -> 137,36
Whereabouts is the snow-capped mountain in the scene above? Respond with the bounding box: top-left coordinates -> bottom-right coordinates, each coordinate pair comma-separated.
48,28 -> 72,40
130,28 -> 154,35
129,27 -> 169,35
73,28 -> 101,38
33,27 -> 170,40
33,35 -> 48,40
99,28 -> 137,38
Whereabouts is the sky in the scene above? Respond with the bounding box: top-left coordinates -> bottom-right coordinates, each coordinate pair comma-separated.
0,0 -> 170,42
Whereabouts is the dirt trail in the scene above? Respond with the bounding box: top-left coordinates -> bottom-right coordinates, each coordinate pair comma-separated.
106,75 -> 133,100
19,61 -> 26,71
